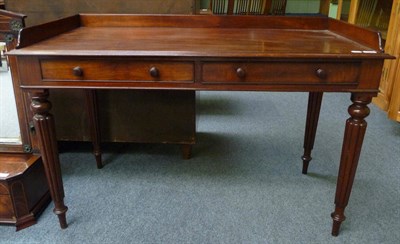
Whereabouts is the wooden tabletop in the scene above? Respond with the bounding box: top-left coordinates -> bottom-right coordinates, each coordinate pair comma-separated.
14,27 -> 375,57
9,14 -> 388,59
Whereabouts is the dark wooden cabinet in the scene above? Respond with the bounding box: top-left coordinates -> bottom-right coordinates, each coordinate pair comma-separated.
0,154 -> 50,231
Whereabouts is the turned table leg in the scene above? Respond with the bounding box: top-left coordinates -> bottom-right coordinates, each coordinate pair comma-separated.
30,89 -> 68,229
302,92 -> 323,174
85,90 -> 103,169
331,93 -> 372,236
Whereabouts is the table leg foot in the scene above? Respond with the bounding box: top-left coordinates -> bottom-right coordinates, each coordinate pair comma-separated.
301,156 -> 311,174
54,206 -> 68,229
331,208 -> 346,236
95,153 -> 103,169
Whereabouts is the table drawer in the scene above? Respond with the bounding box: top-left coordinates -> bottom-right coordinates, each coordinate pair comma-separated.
201,62 -> 360,84
40,59 -> 194,82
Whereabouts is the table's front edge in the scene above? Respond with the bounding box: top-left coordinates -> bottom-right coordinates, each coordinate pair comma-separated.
15,56 -> 385,94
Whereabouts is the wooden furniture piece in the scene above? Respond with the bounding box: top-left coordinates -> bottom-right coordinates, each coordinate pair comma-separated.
8,14 -> 392,236
269,0 -> 286,15
0,10 -> 25,52
338,0 -> 392,30
373,0 -> 400,121
354,0 -> 392,38
5,0 -> 198,159
210,0 -> 286,15
0,9 -> 30,153
387,58 -> 400,121
4,0 -> 197,26
319,0 -> 334,15
0,10 -> 50,231
336,0 -> 399,121
0,154 -> 50,230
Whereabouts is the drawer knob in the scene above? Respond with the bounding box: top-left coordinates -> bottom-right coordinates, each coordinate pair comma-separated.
236,67 -> 246,78
72,66 -> 83,77
316,68 -> 327,79
149,67 -> 159,78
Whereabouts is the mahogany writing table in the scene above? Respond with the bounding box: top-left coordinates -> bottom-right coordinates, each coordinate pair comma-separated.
8,14 -> 393,236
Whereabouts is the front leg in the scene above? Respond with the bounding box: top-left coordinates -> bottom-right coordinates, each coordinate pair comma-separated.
331,93 -> 372,236
30,89 -> 68,229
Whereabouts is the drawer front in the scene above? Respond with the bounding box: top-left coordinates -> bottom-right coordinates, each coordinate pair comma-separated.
201,62 -> 360,84
40,59 -> 194,82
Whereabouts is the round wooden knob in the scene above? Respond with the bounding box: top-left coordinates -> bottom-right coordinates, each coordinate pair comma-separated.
315,68 -> 327,79
72,66 -> 83,77
236,67 -> 246,78
149,67 -> 159,78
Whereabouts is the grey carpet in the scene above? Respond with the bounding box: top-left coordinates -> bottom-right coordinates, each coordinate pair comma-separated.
1,91 -> 399,244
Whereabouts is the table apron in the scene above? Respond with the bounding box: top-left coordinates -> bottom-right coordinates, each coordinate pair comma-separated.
16,56 -> 383,93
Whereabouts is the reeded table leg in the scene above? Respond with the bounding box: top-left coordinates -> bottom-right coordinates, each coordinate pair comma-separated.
85,90 -> 103,169
30,89 -> 68,229
302,92 -> 323,174
331,93 -> 372,236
